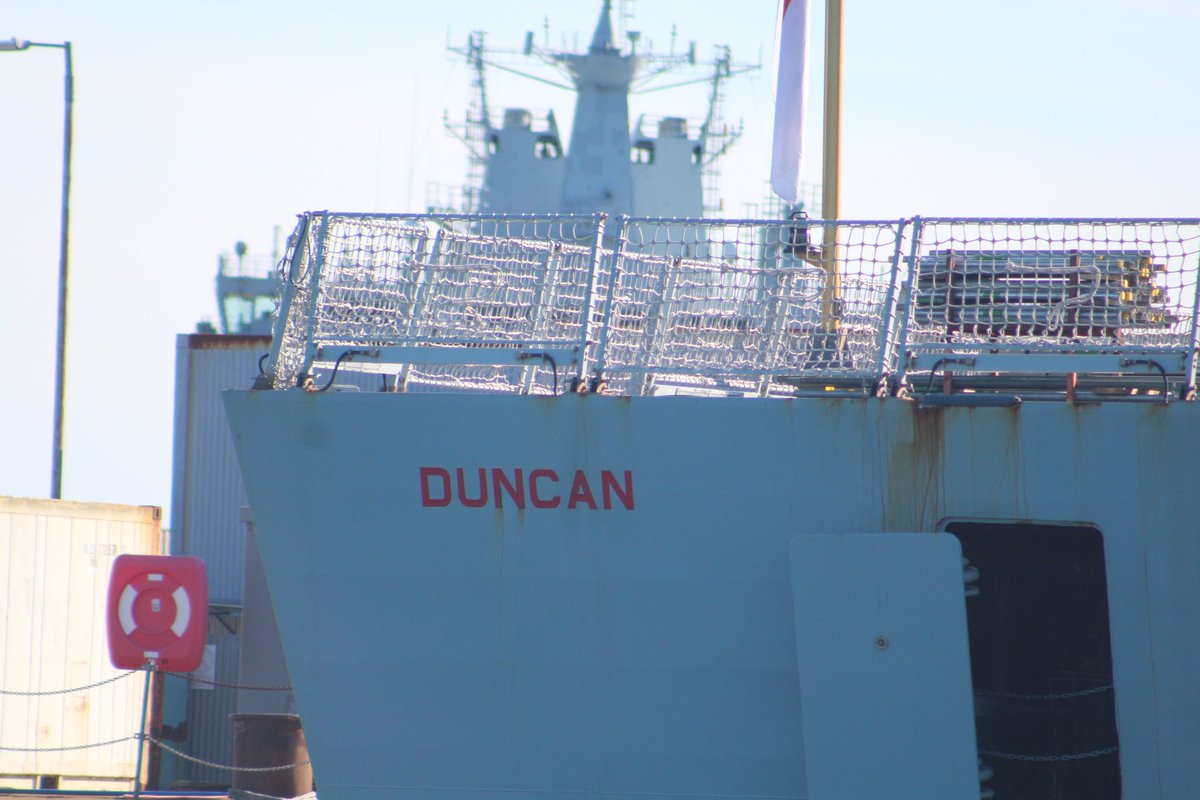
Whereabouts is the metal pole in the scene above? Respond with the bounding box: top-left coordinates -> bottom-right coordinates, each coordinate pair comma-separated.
133,665 -> 153,799
50,41 -> 73,499
819,2 -> 843,333
873,218 -> 910,385
589,215 -> 626,383
821,0 -> 842,222
3,39 -> 74,496
575,212 -> 609,384
892,216 -> 925,389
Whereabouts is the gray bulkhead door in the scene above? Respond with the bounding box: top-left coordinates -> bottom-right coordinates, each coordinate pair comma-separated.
790,533 -> 979,799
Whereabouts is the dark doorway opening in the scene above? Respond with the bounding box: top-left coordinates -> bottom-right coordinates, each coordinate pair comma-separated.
946,521 -> 1121,799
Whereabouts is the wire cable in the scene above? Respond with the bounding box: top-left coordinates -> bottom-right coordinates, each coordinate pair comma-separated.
316,350 -> 358,392
518,351 -> 559,395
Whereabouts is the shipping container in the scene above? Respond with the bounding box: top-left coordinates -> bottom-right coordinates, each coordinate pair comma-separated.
0,496 -> 164,790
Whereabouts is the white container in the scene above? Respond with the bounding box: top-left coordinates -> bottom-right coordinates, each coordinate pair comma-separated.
0,496 -> 164,790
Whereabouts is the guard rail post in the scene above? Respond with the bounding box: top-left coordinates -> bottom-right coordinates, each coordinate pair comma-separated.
590,215 -> 629,386
575,212 -> 609,385
1184,231 -> 1200,396
892,216 -> 925,389
873,218 -> 911,390
133,664 -> 153,799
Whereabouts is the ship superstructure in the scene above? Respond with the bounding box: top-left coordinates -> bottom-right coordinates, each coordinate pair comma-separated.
444,1 -> 752,218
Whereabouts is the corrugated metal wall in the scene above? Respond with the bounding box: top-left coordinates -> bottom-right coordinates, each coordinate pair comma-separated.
172,335 -> 271,604
0,497 -> 164,788
169,335 -> 267,786
181,619 -> 240,786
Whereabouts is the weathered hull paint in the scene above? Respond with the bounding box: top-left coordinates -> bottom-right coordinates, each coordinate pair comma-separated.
225,391 -> 1200,800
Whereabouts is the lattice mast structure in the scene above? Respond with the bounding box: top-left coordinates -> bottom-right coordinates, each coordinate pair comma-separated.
443,32 -> 491,213
698,47 -> 744,215
444,0 -> 756,218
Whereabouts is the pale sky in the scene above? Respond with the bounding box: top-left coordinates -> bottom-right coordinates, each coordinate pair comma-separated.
2,0 -> 1197,520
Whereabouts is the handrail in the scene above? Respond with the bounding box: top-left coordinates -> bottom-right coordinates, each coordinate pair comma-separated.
259,213 -> 1200,399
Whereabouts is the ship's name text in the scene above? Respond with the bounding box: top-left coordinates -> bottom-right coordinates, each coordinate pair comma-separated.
420,467 -> 635,511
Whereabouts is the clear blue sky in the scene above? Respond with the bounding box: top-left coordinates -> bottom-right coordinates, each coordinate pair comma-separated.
1,0 -> 1197,519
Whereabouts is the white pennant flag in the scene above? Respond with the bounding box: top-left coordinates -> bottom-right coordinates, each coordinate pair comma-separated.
770,0 -> 809,206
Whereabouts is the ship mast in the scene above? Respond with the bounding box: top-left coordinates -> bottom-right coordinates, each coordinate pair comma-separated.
444,1 -> 757,217
442,31 -> 492,213
697,47 -> 744,215
557,1 -> 636,216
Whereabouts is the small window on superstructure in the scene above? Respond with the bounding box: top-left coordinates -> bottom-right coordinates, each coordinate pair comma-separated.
631,141 -> 654,164
691,145 -> 702,165
535,139 -> 561,159
487,134 -> 499,155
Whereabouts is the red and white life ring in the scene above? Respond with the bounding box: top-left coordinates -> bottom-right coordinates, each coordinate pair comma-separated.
117,572 -> 193,647
107,555 -> 208,671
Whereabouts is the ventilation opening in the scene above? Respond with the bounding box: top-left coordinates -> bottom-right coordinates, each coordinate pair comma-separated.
946,521 -> 1120,799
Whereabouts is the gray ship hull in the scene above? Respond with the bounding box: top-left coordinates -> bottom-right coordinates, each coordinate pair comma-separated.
226,390 -> 1199,799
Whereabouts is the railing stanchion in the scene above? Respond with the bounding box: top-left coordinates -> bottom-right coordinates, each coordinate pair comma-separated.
591,216 -> 627,385
892,216 -> 925,389
1184,224 -> 1200,396
299,212 -> 331,385
576,212 -> 610,384
132,664 -> 153,800
257,215 -> 312,389
873,217 -> 911,389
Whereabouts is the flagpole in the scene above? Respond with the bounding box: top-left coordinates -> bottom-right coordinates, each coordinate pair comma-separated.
817,0 -> 844,336
821,0 -> 842,222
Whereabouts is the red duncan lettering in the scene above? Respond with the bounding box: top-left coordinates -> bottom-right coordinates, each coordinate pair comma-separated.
420,467 -> 452,507
529,469 -> 560,508
601,470 -> 634,510
492,468 -> 525,509
419,467 -> 634,510
567,470 -> 597,510
456,468 -> 488,508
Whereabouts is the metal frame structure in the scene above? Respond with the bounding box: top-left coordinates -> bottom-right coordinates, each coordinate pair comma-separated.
260,212 -> 1200,402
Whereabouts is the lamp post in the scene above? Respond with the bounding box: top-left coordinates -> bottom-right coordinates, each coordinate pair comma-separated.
1,38 -> 73,499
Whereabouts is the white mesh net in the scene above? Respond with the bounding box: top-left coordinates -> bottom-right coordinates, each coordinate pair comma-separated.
272,213 -> 605,393
600,219 -> 902,395
265,213 -> 1200,398
905,219 -> 1200,352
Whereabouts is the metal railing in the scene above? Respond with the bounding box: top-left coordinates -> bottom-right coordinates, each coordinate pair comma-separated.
261,213 -> 1200,398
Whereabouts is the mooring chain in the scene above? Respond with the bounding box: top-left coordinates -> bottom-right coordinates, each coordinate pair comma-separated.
0,670 -> 139,696
975,683 -> 1113,701
146,736 -> 310,773
0,734 -> 308,774
0,736 -> 136,752
164,672 -> 292,692
980,746 -> 1118,763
